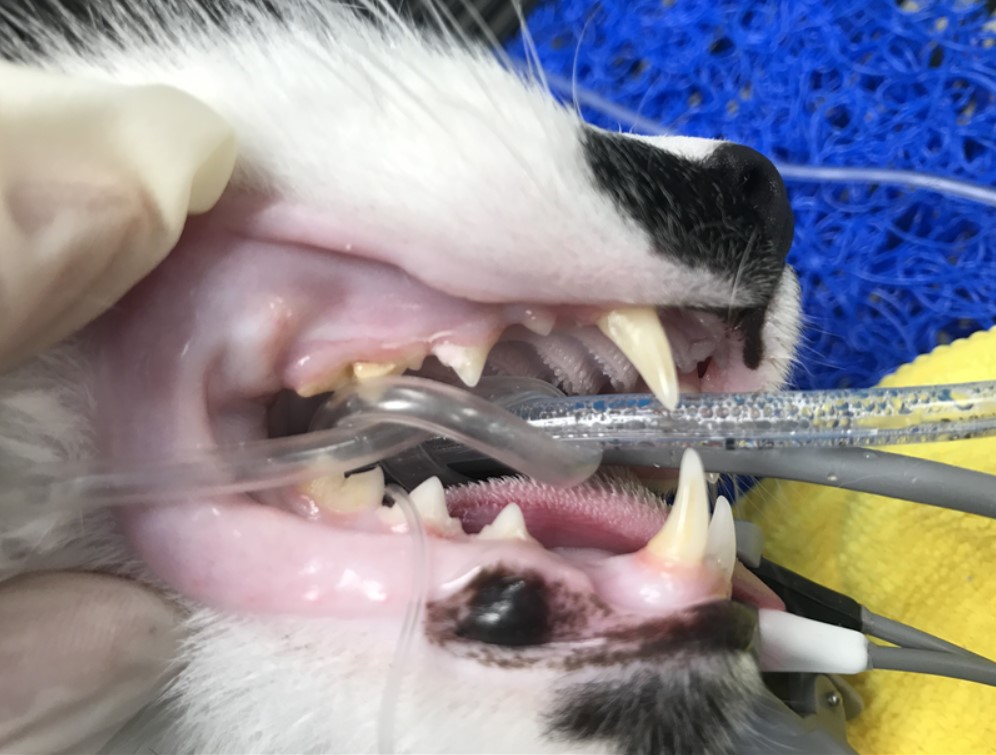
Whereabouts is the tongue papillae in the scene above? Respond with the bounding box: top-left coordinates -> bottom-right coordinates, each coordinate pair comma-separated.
88,210 -> 777,625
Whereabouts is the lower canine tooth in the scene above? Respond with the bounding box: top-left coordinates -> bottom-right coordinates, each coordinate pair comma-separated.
478,503 -> 533,542
302,467 -> 385,513
432,342 -> 492,387
597,307 -> 680,410
705,495 -> 737,580
644,449 -> 710,565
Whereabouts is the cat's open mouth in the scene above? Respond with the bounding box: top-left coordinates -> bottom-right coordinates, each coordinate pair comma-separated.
90,193 -> 794,638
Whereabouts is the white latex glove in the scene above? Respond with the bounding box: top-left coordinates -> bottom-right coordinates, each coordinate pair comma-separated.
0,60 -> 237,371
0,62 -> 238,753
0,573 -> 181,754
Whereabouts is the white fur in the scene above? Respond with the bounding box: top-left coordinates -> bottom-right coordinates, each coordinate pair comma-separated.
0,3 -> 803,753
3,2 -> 758,310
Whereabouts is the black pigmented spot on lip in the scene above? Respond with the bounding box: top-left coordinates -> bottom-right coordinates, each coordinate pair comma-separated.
455,570 -> 552,647
428,566 -> 760,675
426,566 -> 611,664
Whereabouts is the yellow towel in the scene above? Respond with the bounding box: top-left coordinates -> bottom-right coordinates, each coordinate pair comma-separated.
742,326 -> 996,755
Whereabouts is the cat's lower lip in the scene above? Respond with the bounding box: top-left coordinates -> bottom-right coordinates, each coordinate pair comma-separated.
115,474 -> 782,622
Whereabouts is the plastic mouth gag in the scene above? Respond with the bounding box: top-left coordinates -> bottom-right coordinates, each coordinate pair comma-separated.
4,375 -> 996,519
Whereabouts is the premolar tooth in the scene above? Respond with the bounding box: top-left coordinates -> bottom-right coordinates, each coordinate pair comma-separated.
296,367 -> 350,398
597,307 -> 680,410
409,476 -> 446,516
302,467 -> 385,513
380,477 -> 463,535
433,342 -> 492,387
705,495 -> 737,580
404,351 -> 427,372
478,503 -> 533,542
352,361 -> 402,382
409,477 -> 454,527
644,450 -> 710,565
520,308 -> 556,336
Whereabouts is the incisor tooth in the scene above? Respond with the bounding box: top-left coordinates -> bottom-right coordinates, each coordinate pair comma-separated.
433,342 -> 492,387
478,503 -> 533,542
645,450 -> 710,565
705,495 -> 737,580
302,467 -> 385,513
351,361 -> 403,382
597,307 -> 680,410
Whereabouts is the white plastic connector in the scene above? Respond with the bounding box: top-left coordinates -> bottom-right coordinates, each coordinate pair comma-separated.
758,609 -> 869,674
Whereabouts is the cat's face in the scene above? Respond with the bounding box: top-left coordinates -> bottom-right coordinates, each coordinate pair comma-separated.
1,2 -> 801,753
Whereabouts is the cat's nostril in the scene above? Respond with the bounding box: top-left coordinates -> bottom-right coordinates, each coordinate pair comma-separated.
710,144 -> 795,263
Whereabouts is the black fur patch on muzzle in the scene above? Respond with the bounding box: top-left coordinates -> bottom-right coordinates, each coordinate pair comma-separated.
544,601 -> 763,755
581,127 -> 794,308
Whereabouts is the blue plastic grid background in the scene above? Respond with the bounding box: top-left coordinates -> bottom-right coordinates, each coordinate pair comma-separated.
509,0 -> 996,390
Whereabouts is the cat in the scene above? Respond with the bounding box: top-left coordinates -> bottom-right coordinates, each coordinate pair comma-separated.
0,2 -> 802,752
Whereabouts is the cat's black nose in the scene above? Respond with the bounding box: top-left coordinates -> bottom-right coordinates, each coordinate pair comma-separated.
708,143 -> 794,265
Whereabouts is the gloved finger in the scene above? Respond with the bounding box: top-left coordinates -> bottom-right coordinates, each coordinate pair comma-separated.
0,571 -> 181,755
0,61 -> 237,371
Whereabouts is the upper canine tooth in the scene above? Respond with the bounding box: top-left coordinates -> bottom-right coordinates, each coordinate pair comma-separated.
302,467 -> 385,513
478,503 -> 533,542
352,361 -> 403,382
644,449 -> 710,565
432,342 -> 493,387
705,495 -> 737,580
597,307 -> 680,410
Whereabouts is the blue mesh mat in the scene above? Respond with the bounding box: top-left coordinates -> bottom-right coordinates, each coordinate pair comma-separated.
508,0 -> 996,390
